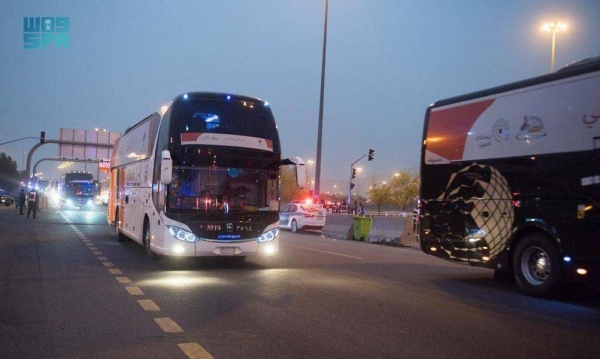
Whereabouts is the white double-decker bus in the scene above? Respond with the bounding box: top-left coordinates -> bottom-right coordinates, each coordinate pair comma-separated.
108,92 -> 305,260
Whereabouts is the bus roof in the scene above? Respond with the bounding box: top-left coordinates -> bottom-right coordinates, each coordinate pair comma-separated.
430,56 -> 600,109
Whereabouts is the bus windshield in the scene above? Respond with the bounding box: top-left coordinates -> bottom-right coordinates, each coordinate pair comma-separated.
167,166 -> 278,213
64,182 -> 94,197
162,95 -> 282,215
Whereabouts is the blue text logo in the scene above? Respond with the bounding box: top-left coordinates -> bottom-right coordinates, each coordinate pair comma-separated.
24,17 -> 69,49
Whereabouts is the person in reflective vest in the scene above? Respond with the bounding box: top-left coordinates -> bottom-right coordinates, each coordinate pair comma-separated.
27,189 -> 39,219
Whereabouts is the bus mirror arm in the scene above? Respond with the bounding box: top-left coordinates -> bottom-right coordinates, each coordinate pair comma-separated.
282,157 -> 307,188
161,150 -> 173,184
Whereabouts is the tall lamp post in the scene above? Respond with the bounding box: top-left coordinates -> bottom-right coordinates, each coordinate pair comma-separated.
542,21 -> 567,72
314,0 -> 329,199
307,159 -> 315,192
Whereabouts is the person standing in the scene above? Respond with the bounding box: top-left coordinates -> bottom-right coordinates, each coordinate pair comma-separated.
18,188 -> 26,215
27,189 -> 39,219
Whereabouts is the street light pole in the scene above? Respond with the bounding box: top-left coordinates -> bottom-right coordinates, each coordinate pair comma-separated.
314,0 -> 329,200
307,159 -> 315,192
543,22 -> 567,72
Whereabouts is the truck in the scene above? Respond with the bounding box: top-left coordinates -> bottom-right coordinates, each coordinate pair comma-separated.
420,57 -> 600,297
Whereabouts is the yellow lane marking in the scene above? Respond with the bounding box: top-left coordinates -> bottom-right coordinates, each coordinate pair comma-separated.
108,268 -> 123,275
98,256 -> 109,261
102,261 -> 114,267
125,286 -> 144,296
116,277 -> 132,284
178,343 -> 214,359
137,299 -> 160,311
154,317 -> 183,333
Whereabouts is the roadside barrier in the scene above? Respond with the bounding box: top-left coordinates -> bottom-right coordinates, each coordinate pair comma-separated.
321,214 -> 354,240
367,215 -> 405,246
399,215 -> 419,247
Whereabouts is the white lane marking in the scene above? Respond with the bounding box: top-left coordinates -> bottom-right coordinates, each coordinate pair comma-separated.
178,343 -> 214,359
154,317 -> 183,333
116,276 -> 132,284
283,243 -> 363,260
125,286 -> 144,296
137,299 -> 160,312
58,211 -> 211,359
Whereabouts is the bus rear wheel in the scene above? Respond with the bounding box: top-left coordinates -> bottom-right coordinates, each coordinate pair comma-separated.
513,233 -> 562,297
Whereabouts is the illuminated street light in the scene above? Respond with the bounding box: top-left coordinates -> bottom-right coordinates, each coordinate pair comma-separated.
542,21 -> 567,72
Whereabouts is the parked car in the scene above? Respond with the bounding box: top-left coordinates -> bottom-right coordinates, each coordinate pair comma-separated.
0,195 -> 14,206
280,203 -> 326,233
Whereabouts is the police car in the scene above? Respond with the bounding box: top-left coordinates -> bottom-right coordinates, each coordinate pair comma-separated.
279,202 -> 326,233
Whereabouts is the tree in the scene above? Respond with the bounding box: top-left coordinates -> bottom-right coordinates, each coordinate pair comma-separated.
389,171 -> 420,211
367,182 -> 393,213
279,165 -> 309,203
0,152 -> 20,192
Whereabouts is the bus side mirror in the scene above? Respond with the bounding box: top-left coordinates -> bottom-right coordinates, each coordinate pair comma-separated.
161,150 -> 172,184
296,163 -> 307,188
285,157 -> 307,188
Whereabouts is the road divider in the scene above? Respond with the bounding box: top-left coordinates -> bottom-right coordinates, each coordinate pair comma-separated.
321,214 -> 354,240
367,216 -> 405,245
399,215 -> 419,247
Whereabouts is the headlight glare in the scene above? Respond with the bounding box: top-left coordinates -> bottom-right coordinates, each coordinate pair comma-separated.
168,225 -> 199,243
257,228 -> 279,243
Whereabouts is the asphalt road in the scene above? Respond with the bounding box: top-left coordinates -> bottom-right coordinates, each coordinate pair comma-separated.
1,202 -> 600,359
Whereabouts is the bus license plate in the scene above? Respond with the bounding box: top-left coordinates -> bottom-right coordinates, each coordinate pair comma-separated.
219,247 -> 236,255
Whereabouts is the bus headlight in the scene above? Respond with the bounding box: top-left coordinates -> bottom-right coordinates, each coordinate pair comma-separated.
168,226 -> 199,243
257,228 -> 279,243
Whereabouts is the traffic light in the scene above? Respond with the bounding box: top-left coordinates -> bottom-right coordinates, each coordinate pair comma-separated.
352,168 -> 357,179
40,131 -> 45,144
368,149 -> 374,161
350,182 -> 355,189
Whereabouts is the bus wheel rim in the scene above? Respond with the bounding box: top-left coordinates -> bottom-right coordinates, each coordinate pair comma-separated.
520,246 -> 551,285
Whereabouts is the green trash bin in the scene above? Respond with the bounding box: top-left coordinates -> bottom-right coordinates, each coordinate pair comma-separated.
353,216 -> 372,241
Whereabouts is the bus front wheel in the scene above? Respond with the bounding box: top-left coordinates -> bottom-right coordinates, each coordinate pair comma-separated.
513,233 -> 562,297
143,221 -> 159,261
